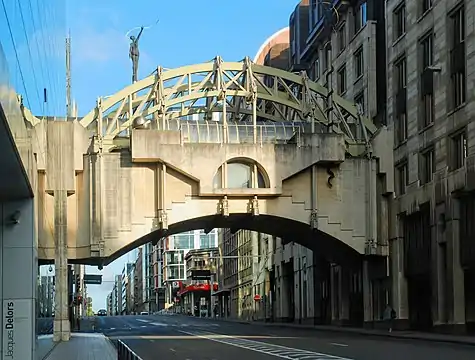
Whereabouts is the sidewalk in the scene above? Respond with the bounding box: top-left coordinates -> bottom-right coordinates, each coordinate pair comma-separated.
37,335 -> 57,360
38,333 -> 116,360
201,316 -> 475,346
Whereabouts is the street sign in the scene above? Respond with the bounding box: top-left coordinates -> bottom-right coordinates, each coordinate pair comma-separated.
83,274 -> 102,285
191,269 -> 211,280
254,294 -> 261,301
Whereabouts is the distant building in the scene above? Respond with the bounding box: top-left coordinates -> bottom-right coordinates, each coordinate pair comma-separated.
253,27 -> 290,68
38,275 -> 55,317
178,248 -> 219,316
152,240 -> 165,311
162,230 -> 218,310
106,293 -> 112,316
121,263 -> 134,314
111,274 -> 122,315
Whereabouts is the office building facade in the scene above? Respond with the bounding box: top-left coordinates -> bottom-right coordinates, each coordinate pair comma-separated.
153,241 -> 166,311
386,0 -> 475,332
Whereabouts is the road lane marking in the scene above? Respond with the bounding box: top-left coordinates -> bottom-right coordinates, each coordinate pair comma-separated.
150,322 -> 169,326
178,330 -> 353,360
170,348 -> 176,352
137,319 -> 151,323
330,343 -> 348,347
108,335 -> 295,340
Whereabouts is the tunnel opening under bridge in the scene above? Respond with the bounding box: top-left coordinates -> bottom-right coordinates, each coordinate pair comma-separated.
98,213 -> 364,269
97,213 -> 373,327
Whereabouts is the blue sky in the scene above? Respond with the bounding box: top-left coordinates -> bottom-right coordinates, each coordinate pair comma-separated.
62,0 -> 298,310
67,0 -> 299,116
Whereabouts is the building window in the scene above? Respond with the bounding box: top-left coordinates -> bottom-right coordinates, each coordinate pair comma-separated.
290,16 -> 296,56
214,160 -> 267,188
200,234 -> 213,249
420,32 -> 434,127
422,0 -> 432,15
322,47 -> 329,73
337,65 -> 346,94
451,131 -> 467,170
174,233 -> 194,249
449,5 -> 465,109
396,161 -> 408,195
394,56 -> 407,143
310,0 -> 322,27
354,1 -> 367,34
420,147 -> 435,184
314,56 -> 320,80
355,91 -> 365,115
393,3 -> 406,40
338,23 -> 346,52
354,46 -> 364,79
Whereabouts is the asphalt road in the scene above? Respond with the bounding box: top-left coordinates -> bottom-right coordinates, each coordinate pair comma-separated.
95,314 -> 475,360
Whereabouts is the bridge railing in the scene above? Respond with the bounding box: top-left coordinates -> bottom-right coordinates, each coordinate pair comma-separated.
117,339 -> 143,360
179,120 -> 307,144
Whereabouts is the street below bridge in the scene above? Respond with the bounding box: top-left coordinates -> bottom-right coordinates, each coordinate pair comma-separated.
95,314 -> 475,360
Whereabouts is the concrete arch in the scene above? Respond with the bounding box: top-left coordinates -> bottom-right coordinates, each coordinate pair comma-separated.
88,214 -> 363,269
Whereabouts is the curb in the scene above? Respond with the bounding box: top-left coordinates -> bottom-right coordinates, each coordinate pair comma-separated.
105,335 -> 119,351
40,342 -> 59,360
192,316 -> 475,347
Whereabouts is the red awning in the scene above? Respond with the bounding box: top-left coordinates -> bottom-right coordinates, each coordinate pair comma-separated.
178,283 -> 218,296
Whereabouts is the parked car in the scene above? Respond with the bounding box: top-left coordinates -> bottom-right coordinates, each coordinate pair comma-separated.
97,309 -> 107,316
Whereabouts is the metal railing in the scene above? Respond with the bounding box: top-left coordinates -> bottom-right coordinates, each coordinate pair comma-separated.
110,117 -> 311,143
180,120 -> 306,144
117,339 -> 143,360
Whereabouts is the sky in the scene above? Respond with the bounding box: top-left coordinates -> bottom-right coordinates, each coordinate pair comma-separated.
61,0 -> 299,311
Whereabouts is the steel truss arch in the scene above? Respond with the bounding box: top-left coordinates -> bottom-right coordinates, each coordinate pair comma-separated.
80,56 -> 377,149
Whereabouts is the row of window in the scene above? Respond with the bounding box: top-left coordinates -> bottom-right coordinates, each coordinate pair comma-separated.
311,16 -> 366,82
393,2 -> 465,145
308,2 -> 368,116
396,130 -> 467,195
164,265 -> 185,281
309,1 -> 367,41
393,0 -> 433,42
171,231 -> 217,250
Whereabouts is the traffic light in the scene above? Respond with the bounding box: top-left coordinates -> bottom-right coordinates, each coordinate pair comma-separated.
75,274 -> 81,293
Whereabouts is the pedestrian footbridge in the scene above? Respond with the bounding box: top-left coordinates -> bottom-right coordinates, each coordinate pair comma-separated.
22,56 -> 394,267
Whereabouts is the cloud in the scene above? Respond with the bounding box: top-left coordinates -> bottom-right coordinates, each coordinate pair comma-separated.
73,26 -> 128,64
71,25 -> 155,77
16,27 -> 65,63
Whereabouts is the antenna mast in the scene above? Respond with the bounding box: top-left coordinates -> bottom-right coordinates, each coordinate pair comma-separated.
66,30 -> 72,118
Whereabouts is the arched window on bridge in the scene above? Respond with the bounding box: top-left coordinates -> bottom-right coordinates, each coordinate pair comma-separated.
213,159 -> 268,189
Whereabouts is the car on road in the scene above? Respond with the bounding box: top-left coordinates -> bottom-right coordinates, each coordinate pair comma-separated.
140,311 -> 149,315
97,309 -> 107,316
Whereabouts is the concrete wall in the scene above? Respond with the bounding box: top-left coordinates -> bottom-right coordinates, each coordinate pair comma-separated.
0,199 -> 37,360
